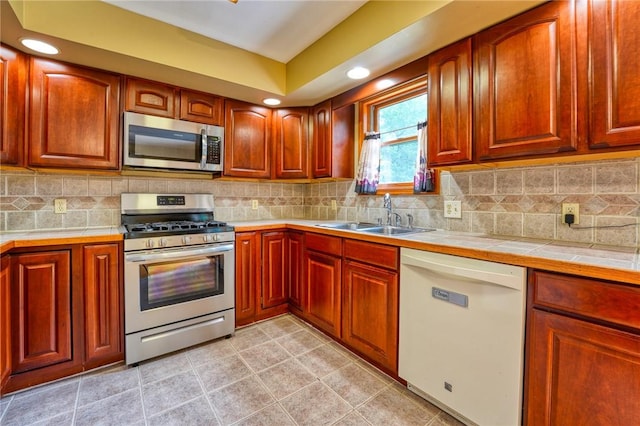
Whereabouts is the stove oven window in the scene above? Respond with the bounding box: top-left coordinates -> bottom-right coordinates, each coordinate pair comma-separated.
139,256 -> 224,310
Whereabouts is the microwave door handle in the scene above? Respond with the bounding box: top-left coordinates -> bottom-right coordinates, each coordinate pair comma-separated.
200,129 -> 207,169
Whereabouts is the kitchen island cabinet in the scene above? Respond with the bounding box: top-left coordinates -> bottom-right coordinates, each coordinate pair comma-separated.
0,44 -> 27,167
525,270 -> 640,425
2,242 -> 123,395
29,58 -> 121,170
342,240 -> 399,373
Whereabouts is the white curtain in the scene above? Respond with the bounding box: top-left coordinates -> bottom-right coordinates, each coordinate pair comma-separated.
355,132 -> 381,194
413,121 -> 435,193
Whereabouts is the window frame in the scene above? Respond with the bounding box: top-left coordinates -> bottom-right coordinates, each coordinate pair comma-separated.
358,77 -> 428,195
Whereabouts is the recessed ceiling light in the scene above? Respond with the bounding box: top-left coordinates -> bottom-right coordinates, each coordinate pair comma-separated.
263,98 -> 281,106
20,38 -> 59,55
347,66 -> 370,80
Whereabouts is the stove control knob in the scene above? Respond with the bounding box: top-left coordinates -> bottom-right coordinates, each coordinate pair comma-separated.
182,236 -> 192,245
213,234 -> 219,242
203,235 -> 212,243
159,238 -> 168,247
146,239 -> 155,248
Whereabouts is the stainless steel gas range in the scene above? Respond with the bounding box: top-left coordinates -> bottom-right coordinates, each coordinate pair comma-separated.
121,193 -> 235,365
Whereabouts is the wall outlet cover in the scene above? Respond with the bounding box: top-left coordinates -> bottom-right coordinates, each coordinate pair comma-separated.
444,200 -> 462,219
251,200 -> 259,210
54,198 -> 67,214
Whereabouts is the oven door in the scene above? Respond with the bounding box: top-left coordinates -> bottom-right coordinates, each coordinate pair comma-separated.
124,243 -> 234,334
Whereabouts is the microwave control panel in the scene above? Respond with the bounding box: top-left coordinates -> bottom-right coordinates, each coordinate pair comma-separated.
206,137 -> 221,165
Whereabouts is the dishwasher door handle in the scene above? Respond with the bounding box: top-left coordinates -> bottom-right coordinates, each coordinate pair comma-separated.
401,252 -> 524,291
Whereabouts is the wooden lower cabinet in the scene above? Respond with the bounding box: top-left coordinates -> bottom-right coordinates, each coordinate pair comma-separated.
83,244 -> 123,369
1,256 -> 11,389
2,243 -> 123,395
287,231 -> 304,313
342,240 -> 399,373
235,232 -> 259,326
304,233 -> 342,338
261,231 -> 289,309
525,271 -> 640,424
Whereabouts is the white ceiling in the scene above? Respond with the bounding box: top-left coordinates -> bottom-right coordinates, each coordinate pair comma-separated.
104,0 -> 368,63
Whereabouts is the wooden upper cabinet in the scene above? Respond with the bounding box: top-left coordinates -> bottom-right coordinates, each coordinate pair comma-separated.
589,0 -> 640,150
224,99 -> 272,178
179,89 -> 223,125
29,58 -> 120,170
273,107 -> 309,179
474,0 -> 579,161
331,104 -> 355,178
0,45 -> 27,167
427,38 -> 473,166
125,77 -> 179,118
312,100 -> 332,178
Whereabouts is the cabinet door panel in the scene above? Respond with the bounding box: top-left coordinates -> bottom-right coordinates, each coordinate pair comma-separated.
180,90 -> 223,125
526,309 -> 640,425
343,261 -> 398,372
235,232 -> 258,326
428,38 -> 473,166
0,45 -> 27,166
287,232 -> 304,311
305,250 -> 341,338
11,251 -> 72,373
1,256 -> 10,387
224,100 -> 271,178
312,100 -> 332,178
590,0 -> 640,149
261,232 -> 288,309
475,1 -> 578,160
84,244 -> 122,368
274,108 -> 309,179
29,59 -> 120,169
125,77 -> 178,118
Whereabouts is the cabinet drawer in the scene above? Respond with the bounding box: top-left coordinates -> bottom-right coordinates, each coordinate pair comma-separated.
344,240 -> 398,270
305,233 -> 341,256
530,271 -> 640,331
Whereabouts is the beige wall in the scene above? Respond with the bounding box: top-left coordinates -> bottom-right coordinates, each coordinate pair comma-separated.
2,157 -> 639,247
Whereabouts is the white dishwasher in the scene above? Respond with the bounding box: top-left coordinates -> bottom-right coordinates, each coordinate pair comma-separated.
399,248 -> 526,426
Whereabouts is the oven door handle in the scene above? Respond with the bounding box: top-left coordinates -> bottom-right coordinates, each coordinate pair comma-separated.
125,243 -> 233,263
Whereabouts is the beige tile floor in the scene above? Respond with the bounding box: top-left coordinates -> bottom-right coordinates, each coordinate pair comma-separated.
0,314 -> 464,426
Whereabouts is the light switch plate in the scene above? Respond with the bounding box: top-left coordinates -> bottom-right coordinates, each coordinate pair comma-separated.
444,200 -> 462,218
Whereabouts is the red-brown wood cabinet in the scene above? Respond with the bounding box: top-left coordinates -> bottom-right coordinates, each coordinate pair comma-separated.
29,58 -> 121,170
0,44 -> 27,167
525,270 -> 640,425
273,108 -> 309,179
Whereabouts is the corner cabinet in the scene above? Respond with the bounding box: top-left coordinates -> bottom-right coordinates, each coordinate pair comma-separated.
525,270 -> 640,424
311,100 -> 332,178
224,99 -> 272,178
2,243 -> 123,396
589,0 -> 640,150
1,256 -> 11,389
0,45 -> 27,167
474,0 -> 580,161
29,58 -> 121,170
427,38 -> 473,166
342,240 -> 399,373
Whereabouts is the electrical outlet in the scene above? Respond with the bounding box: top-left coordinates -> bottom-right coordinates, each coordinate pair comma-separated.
444,200 -> 462,219
331,200 -> 337,211
562,202 -> 580,225
251,199 -> 259,210
54,198 -> 67,214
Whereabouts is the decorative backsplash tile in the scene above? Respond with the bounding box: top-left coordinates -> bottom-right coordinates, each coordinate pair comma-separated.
1,157 -> 639,247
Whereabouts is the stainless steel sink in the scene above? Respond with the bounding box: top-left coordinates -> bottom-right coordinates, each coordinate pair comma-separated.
360,225 -> 434,235
315,222 -> 379,231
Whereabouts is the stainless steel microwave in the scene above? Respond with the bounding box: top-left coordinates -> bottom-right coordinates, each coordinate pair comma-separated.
123,111 -> 224,172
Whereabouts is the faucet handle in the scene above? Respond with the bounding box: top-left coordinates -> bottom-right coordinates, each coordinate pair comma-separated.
407,213 -> 414,228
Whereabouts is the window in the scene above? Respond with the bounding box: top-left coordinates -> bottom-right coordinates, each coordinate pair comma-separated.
359,78 -> 427,194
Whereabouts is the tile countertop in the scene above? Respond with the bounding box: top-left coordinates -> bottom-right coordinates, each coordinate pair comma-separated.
1,221 -> 638,286
231,220 -> 640,286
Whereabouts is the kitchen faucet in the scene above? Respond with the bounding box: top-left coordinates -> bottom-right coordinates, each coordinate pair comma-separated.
383,193 -> 394,225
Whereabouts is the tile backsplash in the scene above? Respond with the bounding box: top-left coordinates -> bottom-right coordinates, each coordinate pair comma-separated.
2,157 -> 639,247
